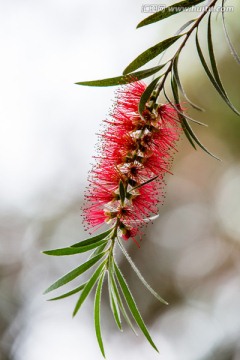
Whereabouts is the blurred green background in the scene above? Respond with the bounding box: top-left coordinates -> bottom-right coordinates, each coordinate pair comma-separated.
0,1 -> 240,359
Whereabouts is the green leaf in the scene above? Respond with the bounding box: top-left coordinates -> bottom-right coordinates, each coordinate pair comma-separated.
175,18 -> 196,36
168,78 -> 197,149
71,229 -> 112,248
173,55 -> 204,112
114,262 -> 159,352
117,238 -> 168,305
207,13 -> 238,108
130,175 -> 158,191
73,261 -> 106,316
109,256 -> 137,334
47,283 -> 86,301
207,13 -> 240,114
196,29 -> 240,116
75,65 -> 166,87
178,113 -> 220,159
43,239 -> 108,256
222,0 -> 240,64
43,252 -> 106,294
108,258 -> 122,331
89,242 -> 108,259
207,13 -> 222,87
137,0 -> 205,28
164,81 -> 207,126
108,272 -> 122,331
138,76 -> 161,114
123,36 -> 183,75
167,83 -> 220,160
94,272 -> 106,358
119,180 -> 125,205
109,267 -> 138,335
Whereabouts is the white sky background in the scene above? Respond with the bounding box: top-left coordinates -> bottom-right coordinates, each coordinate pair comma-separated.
0,0 -> 160,216
1,1 -> 240,360
0,0 -> 238,215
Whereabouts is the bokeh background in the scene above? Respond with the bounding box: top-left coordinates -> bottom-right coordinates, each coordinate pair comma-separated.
0,1 -> 240,359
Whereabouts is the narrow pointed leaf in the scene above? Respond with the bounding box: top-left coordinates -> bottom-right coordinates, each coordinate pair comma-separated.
111,279 -> 138,335
164,83 -> 207,126
73,261 -> 106,316
141,214 -> 160,223
119,180 -> 125,205
114,262 -> 159,352
180,112 -> 220,159
222,0 -> 240,64
196,30 -> 240,116
71,228 -> 112,248
168,80 -> 196,149
108,271 -> 122,331
130,175 -> 158,191
175,18 -> 196,36
117,239 -> 168,305
207,13 -> 223,88
173,55 -> 204,111
207,12 -> 240,114
137,0 -> 205,28
138,76 -> 161,114
75,65 -> 167,87
94,272 -> 106,358
167,84 -> 220,159
44,252 -> 105,294
123,36 -> 183,75
89,242 -> 108,259
43,240 -> 108,256
47,283 -> 86,301
181,120 -> 196,149
109,261 -> 138,335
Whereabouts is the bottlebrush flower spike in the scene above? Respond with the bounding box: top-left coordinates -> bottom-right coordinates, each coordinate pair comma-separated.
82,80 -> 181,239
44,80 -> 181,357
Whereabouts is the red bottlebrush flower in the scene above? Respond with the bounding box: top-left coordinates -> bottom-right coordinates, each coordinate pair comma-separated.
116,81 -> 147,115
130,181 -> 161,219
82,80 -> 181,240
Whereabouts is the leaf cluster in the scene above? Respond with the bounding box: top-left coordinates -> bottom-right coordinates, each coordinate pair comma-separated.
76,0 -> 239,159
43,230 -> 168,357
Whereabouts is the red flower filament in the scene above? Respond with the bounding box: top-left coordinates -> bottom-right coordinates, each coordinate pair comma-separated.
82,81 -> 181,243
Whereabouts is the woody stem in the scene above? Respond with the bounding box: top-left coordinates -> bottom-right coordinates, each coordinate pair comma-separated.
151,0 -> 219,106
